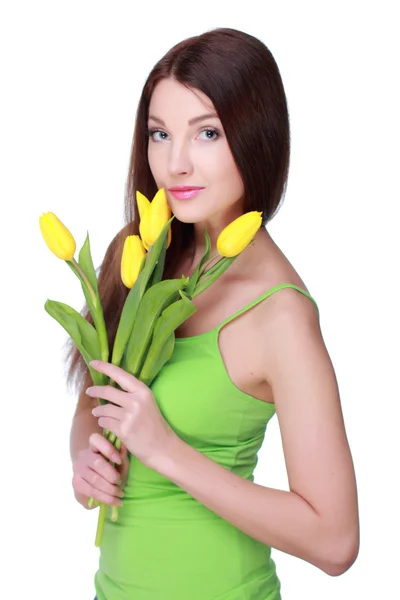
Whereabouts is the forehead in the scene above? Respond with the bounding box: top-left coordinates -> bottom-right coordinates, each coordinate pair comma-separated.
148,78 -> 216,120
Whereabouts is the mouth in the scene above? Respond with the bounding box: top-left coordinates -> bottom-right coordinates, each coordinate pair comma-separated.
168,187 -> 205,200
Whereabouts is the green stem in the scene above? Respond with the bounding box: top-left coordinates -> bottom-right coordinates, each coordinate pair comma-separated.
69,258 -> 98,305
197,256 -> 224,282
89,429 -> 123,545
95,503 -> 107,547
68,258 -> 109,362
192,256 -> 238,298
199,252 -> 220,275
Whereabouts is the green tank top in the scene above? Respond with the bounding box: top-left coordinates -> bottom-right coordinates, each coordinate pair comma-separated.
94,284 -> 319,600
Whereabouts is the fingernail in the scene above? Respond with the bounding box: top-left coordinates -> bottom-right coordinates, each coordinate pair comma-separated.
113,454 -> 122,464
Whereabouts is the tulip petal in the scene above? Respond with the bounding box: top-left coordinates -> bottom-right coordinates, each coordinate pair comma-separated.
121,235 -> 146,289
139,206 -> 152,249
136,191 -> 151,220
39,212 -> 76,260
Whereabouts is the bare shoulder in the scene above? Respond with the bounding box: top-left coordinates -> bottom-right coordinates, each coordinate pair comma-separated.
250,239 -> 322,378
259,281 -> 321,346
256,280 -> 328,396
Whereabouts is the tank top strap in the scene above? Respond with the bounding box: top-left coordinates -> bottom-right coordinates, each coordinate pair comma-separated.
216,283 -> 320,332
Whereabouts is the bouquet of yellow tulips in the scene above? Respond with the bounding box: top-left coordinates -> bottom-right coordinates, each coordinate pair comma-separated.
39,187 -> 262,546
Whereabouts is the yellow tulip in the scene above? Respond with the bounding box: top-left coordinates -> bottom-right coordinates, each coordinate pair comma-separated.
39,211 -> 76,260
139,188 -> 172,249
216,211 -> 263,258
139,211 -> 150,251
136,190 -> 150,220
121,235 -> 146,289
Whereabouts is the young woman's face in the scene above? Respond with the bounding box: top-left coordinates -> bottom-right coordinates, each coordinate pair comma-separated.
147,78 -> 245,225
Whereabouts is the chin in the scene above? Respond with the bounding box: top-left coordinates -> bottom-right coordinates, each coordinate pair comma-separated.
173,212 -> 204,225
168,203 -> 206,224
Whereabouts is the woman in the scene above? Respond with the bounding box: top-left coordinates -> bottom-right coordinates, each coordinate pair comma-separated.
68,27 -> 359,600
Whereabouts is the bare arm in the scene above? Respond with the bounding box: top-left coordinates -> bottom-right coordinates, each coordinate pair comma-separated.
153,290 -> 359,576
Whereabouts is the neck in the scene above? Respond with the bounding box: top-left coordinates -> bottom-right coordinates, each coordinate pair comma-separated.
186,225 -> 273,276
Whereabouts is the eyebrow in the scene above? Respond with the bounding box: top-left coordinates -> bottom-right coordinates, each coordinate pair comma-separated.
148,113 -> 219,126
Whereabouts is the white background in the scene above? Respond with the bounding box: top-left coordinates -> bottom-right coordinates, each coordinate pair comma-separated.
1,1 -> 399,598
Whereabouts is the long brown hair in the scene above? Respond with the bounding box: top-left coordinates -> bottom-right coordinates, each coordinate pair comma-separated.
64,26 -> 290,398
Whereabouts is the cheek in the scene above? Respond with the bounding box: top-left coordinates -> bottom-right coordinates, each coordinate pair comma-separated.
147,147 -> 156,175
147,146 -> 164,183
209,148 -> 244,196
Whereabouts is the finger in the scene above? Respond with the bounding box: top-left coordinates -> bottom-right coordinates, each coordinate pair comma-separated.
88,452 -> 124,485
87,386 -> 131,409
92,403 -> 123,419
89,360 -> 148,394
74,476 -> 122,507
89,433 -> 122,464
120,444 -> 129,459
97,417 -> 121,439
85,467 -> 125,499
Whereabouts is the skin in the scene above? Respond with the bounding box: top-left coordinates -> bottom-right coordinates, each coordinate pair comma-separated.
72,77 -> 359,575
147,77 -> 249,265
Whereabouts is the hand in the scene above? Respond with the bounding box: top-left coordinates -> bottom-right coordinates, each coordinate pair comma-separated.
72,433 -> 129,509
86,360 -> 178,470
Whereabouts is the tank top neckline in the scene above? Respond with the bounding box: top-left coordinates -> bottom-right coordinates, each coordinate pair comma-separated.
175,282 -> 319,343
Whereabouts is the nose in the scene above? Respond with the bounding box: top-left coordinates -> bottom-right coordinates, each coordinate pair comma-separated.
167,140 -> 194,177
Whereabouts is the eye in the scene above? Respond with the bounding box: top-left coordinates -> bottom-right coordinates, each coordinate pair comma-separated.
199,128 -> 220,141
146,128 -> 168,142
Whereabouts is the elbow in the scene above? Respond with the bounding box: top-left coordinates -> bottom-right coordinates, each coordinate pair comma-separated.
320,529 -> 360,577
325,546 -> 359,577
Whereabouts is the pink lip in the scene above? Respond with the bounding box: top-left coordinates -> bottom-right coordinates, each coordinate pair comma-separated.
168,186 -> 204,191
169,187 -> 204,200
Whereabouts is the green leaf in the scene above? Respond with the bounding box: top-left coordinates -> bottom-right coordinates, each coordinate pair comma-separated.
186,226 -> 211,296
139,216 -> 175,298
78,232 -> 99,296
192,256 -> 237,298
140,333 -> 175,387
122,276 -> 188,377
139,290 -> 197,386
152,289 -> 196,339
186,261 -> 202,297
138,253 -> 147,277
66,247 -> 109,362
45,299 -> 101,357
111,269 -> 144,366
198,226 -> 212,271
44,299 -> 107,386
148,230 -> 168,288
